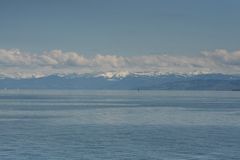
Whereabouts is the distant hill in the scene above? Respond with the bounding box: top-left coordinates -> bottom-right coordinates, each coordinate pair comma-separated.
0,73 -> 240,90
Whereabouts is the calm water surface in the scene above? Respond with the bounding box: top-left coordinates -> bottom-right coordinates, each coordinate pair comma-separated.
0,90 -> 240,160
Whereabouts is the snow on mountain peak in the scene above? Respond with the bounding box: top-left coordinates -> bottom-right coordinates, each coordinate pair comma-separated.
98,71 -> 130,79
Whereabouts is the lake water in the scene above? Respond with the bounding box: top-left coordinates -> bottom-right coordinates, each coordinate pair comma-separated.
0,90 -> 240,160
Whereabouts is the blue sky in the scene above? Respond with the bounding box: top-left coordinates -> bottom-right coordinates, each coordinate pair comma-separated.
1,0 -> 240,55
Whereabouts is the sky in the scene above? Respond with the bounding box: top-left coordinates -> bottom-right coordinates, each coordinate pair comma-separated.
0,0 -> 240,77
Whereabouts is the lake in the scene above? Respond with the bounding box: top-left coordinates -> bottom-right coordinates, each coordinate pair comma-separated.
0,90 -> 240,159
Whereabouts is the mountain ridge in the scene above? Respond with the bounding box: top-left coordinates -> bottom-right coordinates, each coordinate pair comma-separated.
0,73 -> 240,90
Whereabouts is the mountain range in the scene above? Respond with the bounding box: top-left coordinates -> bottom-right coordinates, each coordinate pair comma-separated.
0,72 -> 240,90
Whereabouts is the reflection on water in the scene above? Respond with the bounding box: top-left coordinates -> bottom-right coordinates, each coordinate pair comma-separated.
0,90 -> 240,159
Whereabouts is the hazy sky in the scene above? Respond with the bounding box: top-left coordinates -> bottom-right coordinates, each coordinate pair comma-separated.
1,0 -> 240,77
1,0 -> 240,55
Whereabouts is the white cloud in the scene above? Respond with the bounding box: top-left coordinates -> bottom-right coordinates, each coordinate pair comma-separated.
0,49 -> 34,66
0,48 -> 239,78
43,50 -> 88,66
203,49 -> 240,66
93,54 -> 126,68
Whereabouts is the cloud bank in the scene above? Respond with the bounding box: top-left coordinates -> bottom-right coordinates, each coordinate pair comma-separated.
0,49 -> 240,78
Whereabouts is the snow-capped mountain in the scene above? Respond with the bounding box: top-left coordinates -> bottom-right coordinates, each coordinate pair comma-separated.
96,71 -> 130,79
0,72 -> 240,90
